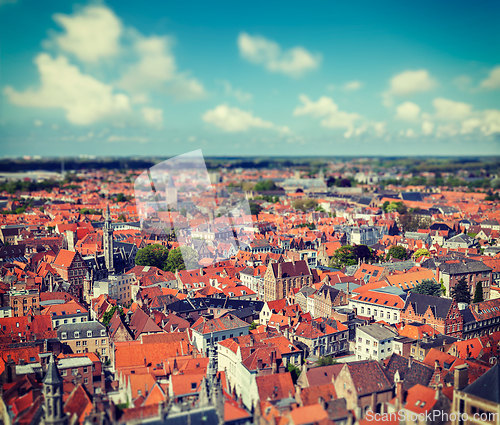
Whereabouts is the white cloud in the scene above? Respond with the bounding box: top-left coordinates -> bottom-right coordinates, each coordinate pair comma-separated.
293,95 -> 361,138
343,80 -> 363,91
53,6 -> 122,63
405,129 -> 416,138
480,66 -> 500,90
117,35 -> 205,100
453,75 -> 472,91
383,69 -> 437,105
202,104 -> 287,133
433,98 -> 472,121
142,107 -> 163,126
436,124 -> 458,137
395,101 -> 421,122
237,32 -> 321,78
219,80 -> 253,102
374,122 -> 386,137
4,54 -> 131,125
461,110 -> 500,136
422,120 -> 434,135
34,119 -> 43,127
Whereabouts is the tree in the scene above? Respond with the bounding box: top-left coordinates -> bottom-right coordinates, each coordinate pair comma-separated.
179,246 -> 200,270
165,247 -> 186,272
473,281 -> 484,303
316,356 -> 338,366
249,202 -> 262,216
387,245 -> 407,261
413,248 -> 430,259
411,279 -> 442,297
249,321 -> 258,330
287,363 -> 301,384
116,193 -> 126,202
292,198 -> 318,212
440,279 -> 447,297
102,306 -> 123,326
135,244 -> 170,270
180,207 -> 187,217
451,277 -> 471,304
254,179 -> 277,192
329,244 -> 375,269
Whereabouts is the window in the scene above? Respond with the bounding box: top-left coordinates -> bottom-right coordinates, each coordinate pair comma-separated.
76,341 -> 81,347
87,331 -> 92,337
74,331 -> 79,338
100,330 -> 106,336
84,378 -> 88,384
83,367 -> 88,373
82,341 -> 87,346
61,332 -> 67,340
72,368 -> 78,376
101,339 -> 106,345
101,348 -> 106,355
61,370 -> 67,376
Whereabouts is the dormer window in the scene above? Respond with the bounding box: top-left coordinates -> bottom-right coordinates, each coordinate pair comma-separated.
100,330 -> 106,336
87,330 -> 92,337
74,331 -> 79,338
61,332 -> 67,340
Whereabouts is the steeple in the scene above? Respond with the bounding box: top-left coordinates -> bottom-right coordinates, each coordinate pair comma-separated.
42,355 -> 67,425
104,203 -> 115,275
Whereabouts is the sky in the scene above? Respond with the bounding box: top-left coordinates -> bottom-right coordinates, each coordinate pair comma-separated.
1,0 -> 499,157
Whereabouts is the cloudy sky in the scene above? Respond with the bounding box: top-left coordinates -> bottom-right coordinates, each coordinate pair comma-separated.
1,0 -> 499,157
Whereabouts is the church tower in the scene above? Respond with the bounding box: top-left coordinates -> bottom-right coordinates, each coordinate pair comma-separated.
42,355 -> 67,425
165,175 -> 177,210
104,204 -> 115,275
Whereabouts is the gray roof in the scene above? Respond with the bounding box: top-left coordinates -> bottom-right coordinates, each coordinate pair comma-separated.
462,363 -> 500,403
357,323 -> 397,340
57,320 -> 106,339
437,258 -> 491,275
404,293 -> 453,319
43,354 -> 63,385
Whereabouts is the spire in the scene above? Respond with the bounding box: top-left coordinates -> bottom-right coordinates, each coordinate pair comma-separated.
43,354 -> 62,386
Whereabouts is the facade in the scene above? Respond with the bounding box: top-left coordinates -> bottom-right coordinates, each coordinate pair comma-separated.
263,260 -> 312,302
93,273 -> 134,303
57,356 -> 94,394
293,318 -> 349,357
41,300 -> 88,328
51,249 -> 88,300
313,284 -> 347,319
349,290 -> 405,324
9,288 -> 40,317
190,313 -> 250,353
400,293 -> 463,338
461,298 -> 500,339
355,323 -> 397,361
57,321 -> 113,364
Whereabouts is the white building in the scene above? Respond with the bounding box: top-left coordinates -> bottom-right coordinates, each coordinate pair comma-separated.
349,290 -> 405,324
93,273 -> 135,304
355,323 -> 397,361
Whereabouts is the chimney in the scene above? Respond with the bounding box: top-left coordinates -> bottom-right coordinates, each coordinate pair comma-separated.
454,364 -> 469,390
257,358 -> 263,369
436,266 -> 440,282
394,370 -> 403,409
277,263 -> 282,279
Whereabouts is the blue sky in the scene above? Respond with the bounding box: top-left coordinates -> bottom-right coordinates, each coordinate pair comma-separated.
1,0 -> 499,157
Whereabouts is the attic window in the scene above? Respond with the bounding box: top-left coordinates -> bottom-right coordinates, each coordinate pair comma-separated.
191,382 -> 197,390
415,400 -> 421,406
384,301 -> 388,305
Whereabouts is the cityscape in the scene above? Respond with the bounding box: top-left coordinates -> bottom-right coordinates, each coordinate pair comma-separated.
1,1 -> 500,425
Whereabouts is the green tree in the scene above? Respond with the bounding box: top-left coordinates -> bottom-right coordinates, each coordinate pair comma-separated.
102,306 -> 124,326
473,281 -> 484,303
117,214 -> 127,222
135,244 -> 170,270
179,246 -> 200,270
440,279 -> 447,297
387,245 -> 407,260
116,193 -> 126,202
180,207 -> 187,217
249,321 -> 258,330
451,277 -> 471,304
249,201 -> 262,216
413,248 -> 430,259
292,198 -> 318,212
165,247 -> 186,272
254,179 -> 277,192
411,279 -> 442,297
316,356 -> 338,366
287,363 -> 301,384
329,245 -> 375,268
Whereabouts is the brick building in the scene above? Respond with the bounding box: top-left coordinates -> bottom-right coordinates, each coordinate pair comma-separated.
400,293 -> 463,338
51,249 -> 88,300
263,260 -> 312,302
9,288 -> 40,317
313,284 -> 346,319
